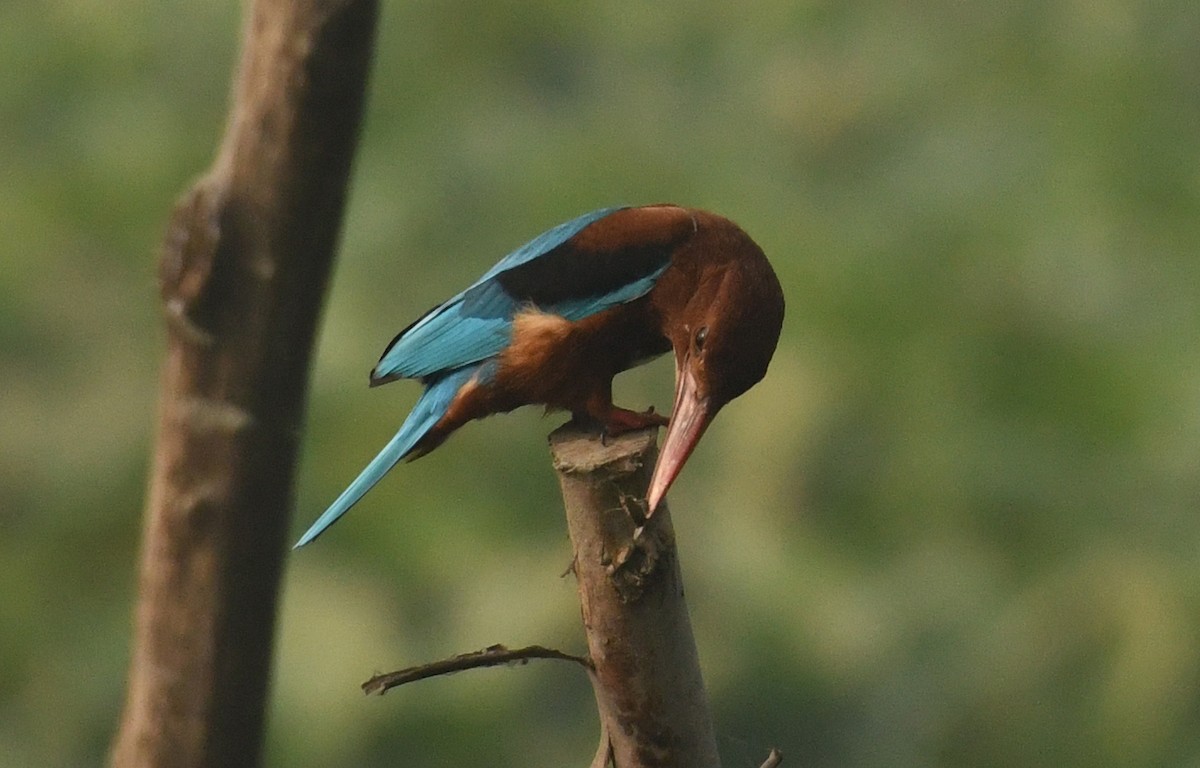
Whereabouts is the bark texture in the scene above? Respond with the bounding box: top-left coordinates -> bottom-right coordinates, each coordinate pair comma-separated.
550,425 -> 721,768
111,1 -> 377,766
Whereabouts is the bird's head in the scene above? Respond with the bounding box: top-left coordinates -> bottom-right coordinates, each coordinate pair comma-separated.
647,223 -> 785,512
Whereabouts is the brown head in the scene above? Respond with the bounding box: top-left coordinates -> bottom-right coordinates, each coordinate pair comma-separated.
647,213 -> 785,511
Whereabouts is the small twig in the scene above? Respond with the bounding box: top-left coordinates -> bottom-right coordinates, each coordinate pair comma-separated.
588,719 -> 613,768
362,644 -> 591,696
759,747 -> 784,768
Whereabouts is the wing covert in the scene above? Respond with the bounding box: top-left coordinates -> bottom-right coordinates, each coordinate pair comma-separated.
372,205 -> 691,384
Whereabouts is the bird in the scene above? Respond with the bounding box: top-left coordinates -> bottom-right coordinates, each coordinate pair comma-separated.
295,204 -> 784,548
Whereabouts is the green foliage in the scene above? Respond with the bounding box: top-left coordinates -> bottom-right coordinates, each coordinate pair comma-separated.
4,0 -> 1199,765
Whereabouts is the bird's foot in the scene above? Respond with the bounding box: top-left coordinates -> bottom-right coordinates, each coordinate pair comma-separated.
602,406 -> 669,439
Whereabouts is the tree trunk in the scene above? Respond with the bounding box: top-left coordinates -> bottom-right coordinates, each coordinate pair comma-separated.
549,425 -> 722,768
110,1 -> 377,766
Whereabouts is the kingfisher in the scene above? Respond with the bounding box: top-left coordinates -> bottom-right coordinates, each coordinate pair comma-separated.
295,204 -> 784,548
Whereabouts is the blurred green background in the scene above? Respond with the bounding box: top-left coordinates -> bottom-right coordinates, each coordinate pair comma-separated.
5,0 -> 1200,765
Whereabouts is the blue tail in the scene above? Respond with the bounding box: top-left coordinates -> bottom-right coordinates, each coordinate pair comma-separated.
293,366 -> 479,548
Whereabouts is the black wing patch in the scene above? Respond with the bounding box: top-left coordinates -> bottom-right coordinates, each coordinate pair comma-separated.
460,241 -> 674,317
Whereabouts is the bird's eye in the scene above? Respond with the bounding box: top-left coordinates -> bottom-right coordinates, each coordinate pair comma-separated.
694,326 -> 708,352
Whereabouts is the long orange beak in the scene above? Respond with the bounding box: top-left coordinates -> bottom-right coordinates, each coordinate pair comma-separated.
647,362 -> 717,513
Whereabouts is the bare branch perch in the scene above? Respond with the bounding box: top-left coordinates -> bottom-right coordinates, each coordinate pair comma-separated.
362,644 -> 590,696
550,424 -> 721,768
110,1 -> 377,766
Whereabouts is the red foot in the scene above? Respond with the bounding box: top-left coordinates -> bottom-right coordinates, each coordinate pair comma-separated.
603,405 -> 669,436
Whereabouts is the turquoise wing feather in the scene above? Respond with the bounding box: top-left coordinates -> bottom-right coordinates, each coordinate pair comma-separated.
372,206 -> 627,382
293,365 -> 480,548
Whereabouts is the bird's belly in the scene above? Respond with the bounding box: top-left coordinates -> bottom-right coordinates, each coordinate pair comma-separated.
494,305 -> 668,410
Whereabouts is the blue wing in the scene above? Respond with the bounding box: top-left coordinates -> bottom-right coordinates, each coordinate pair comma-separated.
477,207 -> 625,282
372,206 -> 637,382
293,365 -> 480,548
